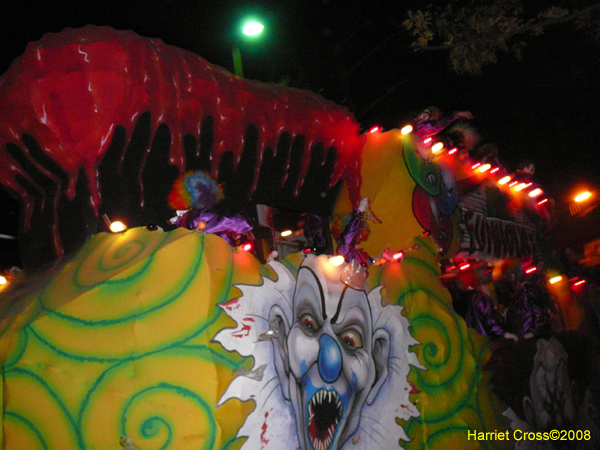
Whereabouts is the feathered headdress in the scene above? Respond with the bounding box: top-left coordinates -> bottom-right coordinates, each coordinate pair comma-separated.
168,170 -> 224,210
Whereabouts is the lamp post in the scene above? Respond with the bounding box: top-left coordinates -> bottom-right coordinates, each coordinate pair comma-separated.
232,19 -> 265,78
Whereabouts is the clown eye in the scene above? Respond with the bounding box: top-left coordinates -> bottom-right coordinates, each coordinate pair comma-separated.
300,313 -> 318,330
340,329 -> 363,349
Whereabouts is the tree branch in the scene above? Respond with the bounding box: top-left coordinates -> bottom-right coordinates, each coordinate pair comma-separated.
418,2 -> 600,52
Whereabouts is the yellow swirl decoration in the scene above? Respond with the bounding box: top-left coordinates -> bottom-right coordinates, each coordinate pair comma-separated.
80,350 -> 223,449
0,228 -> 254,450
368,237 -> 511,450
3,368 -> 80,449
28,229 -> 234,361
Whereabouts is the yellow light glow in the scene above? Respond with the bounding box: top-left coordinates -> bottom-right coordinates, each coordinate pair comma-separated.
400,125 -> 413,135
478,164 -> 491,173
514,183 -> 527,192
330,255 -> 345,266
109,221 -> 127,233
0,275 -> 7,285
281,230 -> 292,237
549,276 -> 563,284
498,176 -> 511,185
431,142 -> 444,154
575,191 -> 591,202
529,188 -> 543,198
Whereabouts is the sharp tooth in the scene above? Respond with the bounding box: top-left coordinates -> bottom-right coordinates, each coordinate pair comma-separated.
327,391 -> 331,402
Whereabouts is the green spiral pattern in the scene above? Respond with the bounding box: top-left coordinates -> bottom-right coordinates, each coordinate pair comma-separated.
0,228 -> 255,450
369,236 -> 511,449
0,225 -> 512,449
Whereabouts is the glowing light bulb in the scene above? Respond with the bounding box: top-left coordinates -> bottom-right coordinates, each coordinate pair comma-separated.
490,167 -> 499,174
514,183 -> 527,192
431,142 -> 444,154
549,276 -> 562,284
330,255 -> 345,266
471,163 -> 481,170
478,164 -> 491,173
392,251 -> 404,260
241,242 -> 253,252
281,230 -> 292,237
525,266 -> 537,274
573,280 -> 586,287
459,262 -> 471,271
423,137 -> 432,145
109,221 -> 127,233
575,191 -> 591,202
529,188 -> 543,198
448,147 -> 458,155
0,275 -> 7,286
369,126 -> 382,134
400,125 -> 413,135
537,198 -> 548,205
498,176 -> 511,185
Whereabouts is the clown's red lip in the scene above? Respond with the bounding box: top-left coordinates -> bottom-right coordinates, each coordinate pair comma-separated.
307,389 -> 343,450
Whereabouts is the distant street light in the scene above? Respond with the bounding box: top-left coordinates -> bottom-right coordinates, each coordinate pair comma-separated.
232,18 -> 265,78
243,21 -> 264,37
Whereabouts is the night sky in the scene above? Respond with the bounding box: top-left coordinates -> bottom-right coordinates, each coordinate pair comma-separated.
1,0 -> 600,266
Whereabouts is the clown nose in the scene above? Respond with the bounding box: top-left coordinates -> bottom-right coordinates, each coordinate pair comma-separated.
318,334 -> 342,383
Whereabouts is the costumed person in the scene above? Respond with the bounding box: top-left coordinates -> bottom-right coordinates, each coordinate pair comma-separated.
336,198 -> 381,289
516,160 -> 536,183
302,213 -> 327,254
452,266 -> 517,340
504,270 -> 565,339
413,106 -> 473,139
168,170 -> 254,247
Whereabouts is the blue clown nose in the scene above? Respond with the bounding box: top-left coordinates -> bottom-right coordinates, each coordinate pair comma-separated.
318,334 -> 342,383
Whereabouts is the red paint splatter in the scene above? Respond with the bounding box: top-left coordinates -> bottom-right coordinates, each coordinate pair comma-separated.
231,318 -> 255,338
221,298 -> 241,312
0,25 -> 365,236
261,410 -> 271,448
408,382 -> 420,394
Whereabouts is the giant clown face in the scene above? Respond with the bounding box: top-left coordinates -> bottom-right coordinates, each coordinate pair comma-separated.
271,255 -> 390,450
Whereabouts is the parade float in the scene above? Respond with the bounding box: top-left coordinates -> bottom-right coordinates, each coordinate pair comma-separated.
0,26 -> 598,450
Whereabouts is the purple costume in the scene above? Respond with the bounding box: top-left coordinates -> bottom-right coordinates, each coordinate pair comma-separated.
455,290 -> 508,338
337,210 -> 371,267
504,282 -> 552,337
414,112 -> 461,138
176,208 -> 253,246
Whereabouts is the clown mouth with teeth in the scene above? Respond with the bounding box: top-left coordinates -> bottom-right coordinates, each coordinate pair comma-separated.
270,255 -> 391,450
307,389 -> 344,450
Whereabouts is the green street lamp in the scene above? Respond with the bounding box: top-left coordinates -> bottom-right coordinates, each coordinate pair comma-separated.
232,19 -> 265,78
